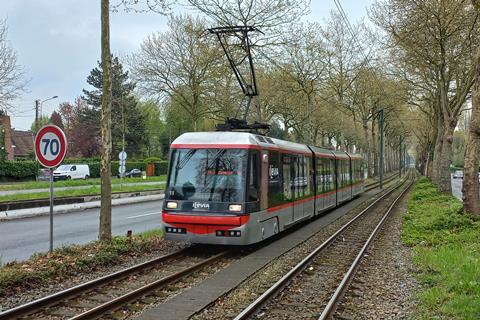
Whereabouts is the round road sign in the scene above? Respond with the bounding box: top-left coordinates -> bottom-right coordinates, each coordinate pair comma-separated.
119,151 -> 127,161
35,125 -> 67,168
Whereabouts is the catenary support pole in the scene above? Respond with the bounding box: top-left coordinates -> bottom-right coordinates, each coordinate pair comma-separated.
379,109 -> 384,189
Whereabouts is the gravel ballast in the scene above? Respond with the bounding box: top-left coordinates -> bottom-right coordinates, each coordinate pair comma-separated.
0,240 -> 188,312
335,187 -> 419,320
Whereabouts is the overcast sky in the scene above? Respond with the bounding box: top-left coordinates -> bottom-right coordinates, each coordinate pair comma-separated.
0,0 -> 375,130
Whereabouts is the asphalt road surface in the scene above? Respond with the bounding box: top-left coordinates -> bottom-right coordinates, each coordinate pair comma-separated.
0,200 -> 163,263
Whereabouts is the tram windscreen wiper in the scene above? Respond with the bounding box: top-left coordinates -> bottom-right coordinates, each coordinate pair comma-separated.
176,149 -> 196,170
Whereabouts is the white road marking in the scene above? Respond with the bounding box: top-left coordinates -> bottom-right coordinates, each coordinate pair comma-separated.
126,211 -> 162,219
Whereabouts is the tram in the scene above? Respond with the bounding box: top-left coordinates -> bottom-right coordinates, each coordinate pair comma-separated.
162,131 -> 364,245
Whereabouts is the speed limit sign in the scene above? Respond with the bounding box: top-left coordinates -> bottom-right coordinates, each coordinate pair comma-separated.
35,125 -> 67,168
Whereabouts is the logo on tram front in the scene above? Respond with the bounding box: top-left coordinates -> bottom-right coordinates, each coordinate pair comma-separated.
193,202 -> 210,210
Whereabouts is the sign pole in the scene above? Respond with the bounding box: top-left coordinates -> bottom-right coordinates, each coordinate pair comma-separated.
49,168 -> 54,252
34,125 -> 67,254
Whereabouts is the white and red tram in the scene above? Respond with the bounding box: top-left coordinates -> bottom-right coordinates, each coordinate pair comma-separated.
162,131 -> 364,245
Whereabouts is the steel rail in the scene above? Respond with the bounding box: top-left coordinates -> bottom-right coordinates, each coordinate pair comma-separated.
0,248 -> 190,320
365,173 -> 398,191
318,172 -> 414,319
69,251 -> 229,320
233,173 -> 409,320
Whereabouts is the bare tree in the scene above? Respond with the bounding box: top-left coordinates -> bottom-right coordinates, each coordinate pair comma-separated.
0,20 -> 26,111
131,15 -> 222,131
463,0 -> 480,217
185,0 -> 310,30
99,0 -> 113,242
372,0 -> 479,193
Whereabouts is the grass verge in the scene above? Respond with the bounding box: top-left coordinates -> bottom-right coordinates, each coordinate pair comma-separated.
0,183 -> 165,202
0,229 -> 164,296
403,177 -> 480,320
0,175 -> 166,191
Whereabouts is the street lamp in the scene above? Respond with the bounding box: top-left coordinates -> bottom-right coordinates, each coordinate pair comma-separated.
35,95 -> 58,131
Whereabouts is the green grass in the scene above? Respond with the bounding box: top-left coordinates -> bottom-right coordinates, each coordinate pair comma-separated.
0,175 -> 166,191
0,183 -> 165,202
0,229 -> 164,296
403,177 -> 480,320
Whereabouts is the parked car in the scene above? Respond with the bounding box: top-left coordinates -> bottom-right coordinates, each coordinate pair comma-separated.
452,170 -> 464,179
119,168 -> 142,178
37,168 -> 52,181
53,164 -> 90,181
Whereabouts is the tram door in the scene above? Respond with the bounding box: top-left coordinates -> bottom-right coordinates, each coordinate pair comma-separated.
291,155 -> 311,221
291,155 -> 304,221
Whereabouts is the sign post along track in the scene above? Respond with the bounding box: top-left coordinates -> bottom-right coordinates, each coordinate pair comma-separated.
34,125 -> 67,252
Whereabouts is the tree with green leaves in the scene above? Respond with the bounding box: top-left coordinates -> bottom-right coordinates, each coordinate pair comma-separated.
131,14 -> 222,131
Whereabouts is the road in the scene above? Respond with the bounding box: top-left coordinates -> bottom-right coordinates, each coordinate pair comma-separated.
451,175 -> 462,201
0,200 -> 163,263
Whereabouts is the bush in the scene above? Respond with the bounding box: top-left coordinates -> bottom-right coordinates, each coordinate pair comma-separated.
154,161 -> 169,175
0,161 -> 39,180
144,156 -> 163,163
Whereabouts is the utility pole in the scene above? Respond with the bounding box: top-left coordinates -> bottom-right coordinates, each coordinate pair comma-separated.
35,96 -> 58,132
35,100 -> 40,132
378,109 -> 384,189
399,136 -> 402,178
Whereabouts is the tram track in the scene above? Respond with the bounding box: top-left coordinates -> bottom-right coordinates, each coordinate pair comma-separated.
364,172 -> 399,192
231,171 -> 414,320
0,246 -> 232,320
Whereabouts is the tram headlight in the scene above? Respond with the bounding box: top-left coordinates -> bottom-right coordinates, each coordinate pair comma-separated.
166,201 -> 178,209
228,204 -> 242,212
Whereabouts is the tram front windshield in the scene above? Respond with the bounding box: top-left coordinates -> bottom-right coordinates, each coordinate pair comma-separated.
167,149 -> 248,203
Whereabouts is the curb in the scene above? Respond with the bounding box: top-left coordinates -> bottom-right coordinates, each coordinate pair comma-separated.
0,193 -> 165,220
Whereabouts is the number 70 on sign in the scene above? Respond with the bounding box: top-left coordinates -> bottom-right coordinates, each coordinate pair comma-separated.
34,125 -> 67,168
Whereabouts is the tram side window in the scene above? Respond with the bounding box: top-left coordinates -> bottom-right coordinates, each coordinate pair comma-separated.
282,154 -> 293,202
326,158 -> 332,191
304,156 -> 312,197
352,161 -> 357,184
293,155 -> 306,199
345,160 -> 351,185
268,151 -> 287,207
316,157 -> 323,194
354,160 -> 360,183
335,160 -> 340,189
321,158 -> 329,192
247,150 -> 260,202
338,160 -> 345,188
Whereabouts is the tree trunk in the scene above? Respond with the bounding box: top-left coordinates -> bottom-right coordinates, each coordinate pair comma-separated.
99,0 -> 112,242
463,48 -> 480,216
437,120 -> 456,193
431,113 -> 444,182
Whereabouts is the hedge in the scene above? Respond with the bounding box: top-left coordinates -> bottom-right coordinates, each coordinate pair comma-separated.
0,161 -> 39,180
0,160 -> 169,180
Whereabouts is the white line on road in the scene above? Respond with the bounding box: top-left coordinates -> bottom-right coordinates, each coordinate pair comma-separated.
126,211 -> 162,219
